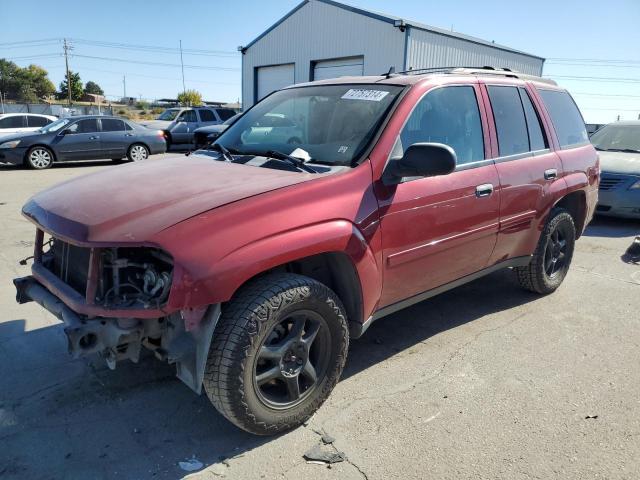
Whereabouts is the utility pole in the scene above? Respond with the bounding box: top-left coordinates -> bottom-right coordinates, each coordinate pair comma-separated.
0,90 -> 4,114
123,75 -> 127,101
179,40 -> 186,94
63,38 -> 72,106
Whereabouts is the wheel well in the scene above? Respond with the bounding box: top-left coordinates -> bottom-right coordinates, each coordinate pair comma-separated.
24,144 -> 57,163
554,191 -> 587,238
235,252 -> 364,330
129,142 -> 150,153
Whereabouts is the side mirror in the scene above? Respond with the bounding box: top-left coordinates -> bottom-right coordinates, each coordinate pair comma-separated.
383,142 -> 457,185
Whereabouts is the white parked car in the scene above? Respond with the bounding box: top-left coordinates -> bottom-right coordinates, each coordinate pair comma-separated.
0,113 -> 57,135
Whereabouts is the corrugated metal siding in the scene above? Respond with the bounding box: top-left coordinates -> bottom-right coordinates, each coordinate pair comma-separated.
406,28 -> 544,76
242,0 -> 405,107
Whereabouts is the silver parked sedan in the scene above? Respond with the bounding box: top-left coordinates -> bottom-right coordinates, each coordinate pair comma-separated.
592,121 -> 640,219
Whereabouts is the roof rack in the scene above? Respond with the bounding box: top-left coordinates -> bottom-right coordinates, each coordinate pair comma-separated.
390,66 -> 557,86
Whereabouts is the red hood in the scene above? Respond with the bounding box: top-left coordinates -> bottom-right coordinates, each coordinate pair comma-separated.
23,155 -> 315,244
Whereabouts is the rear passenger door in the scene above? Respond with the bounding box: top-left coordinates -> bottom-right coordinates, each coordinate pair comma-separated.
99,118 -> 128,158
481,83 -> 564,263
378,85 -> 501,308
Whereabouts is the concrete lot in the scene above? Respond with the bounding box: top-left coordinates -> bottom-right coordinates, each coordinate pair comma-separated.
1,157 -> 639,480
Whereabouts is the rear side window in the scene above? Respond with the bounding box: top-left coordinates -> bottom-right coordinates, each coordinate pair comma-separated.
0,116 -> 25,128
198,109 -> 216,122
217,109 -> 236,121
538,89 -> 588,148
487,86 -> 529,156
399,86 -> 484,165
519,88 -> 547,151
101,118 -> 125,132
27,116 -> 52,127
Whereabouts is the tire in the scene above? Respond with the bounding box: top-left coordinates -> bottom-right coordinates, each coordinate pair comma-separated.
25,146 -> 54,169
127,143 -> 149,162
203,273 -> 349,435
515,208 -> 576,294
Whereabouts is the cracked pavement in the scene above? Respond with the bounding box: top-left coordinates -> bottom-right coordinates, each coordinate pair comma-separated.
1,159 -> 639,479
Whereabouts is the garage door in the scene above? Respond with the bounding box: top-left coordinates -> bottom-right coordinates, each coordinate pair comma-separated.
313,56 -> 364,81
256,64 -> 295,102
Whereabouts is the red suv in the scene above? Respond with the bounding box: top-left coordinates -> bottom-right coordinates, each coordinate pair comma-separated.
14,67 -> 598,435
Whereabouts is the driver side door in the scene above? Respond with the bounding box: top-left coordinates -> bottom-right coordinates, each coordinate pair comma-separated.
54,118 -> 102,160
377,84 -> 501,308
171,109 -> 199,143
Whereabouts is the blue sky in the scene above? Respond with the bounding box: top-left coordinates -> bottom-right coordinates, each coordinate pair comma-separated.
2,0 -> 639,123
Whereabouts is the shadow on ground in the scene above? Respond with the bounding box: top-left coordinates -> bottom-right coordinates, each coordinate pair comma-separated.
0,268 -> 538,479
583,216 -> 640,239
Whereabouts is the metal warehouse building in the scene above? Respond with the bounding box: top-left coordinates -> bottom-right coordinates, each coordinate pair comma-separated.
240,0 -> 545,108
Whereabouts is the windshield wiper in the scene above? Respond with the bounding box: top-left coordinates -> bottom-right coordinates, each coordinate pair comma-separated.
607,148 -> 640,154
264,150 -> 319,173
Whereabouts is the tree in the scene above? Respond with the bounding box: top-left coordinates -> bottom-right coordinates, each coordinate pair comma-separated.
0,60 -> 55,102
20,65 -> 55,100
84,80 -> 104,96
177,89 -> 202,106
57,71 -> 83,101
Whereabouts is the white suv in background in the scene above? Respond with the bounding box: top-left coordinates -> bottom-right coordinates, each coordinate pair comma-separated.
0,113 -> 57,135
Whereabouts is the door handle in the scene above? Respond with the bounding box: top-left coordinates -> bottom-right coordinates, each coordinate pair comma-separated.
125,133 -> 134,137
89,135 -> 100,140
475,183 -> 494,197
544,168 -> 558,180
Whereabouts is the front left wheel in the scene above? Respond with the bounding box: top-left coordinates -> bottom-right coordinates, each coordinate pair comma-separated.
127,144 -> 149,162
203,273 -> 349,435
25,146 -> 54,169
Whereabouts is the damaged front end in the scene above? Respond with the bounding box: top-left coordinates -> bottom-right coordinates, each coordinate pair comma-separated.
14,229 -> 219,394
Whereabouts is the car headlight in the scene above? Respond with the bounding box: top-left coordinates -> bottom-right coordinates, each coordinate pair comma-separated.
0,140 -> 21,149
629,179 -> 640,190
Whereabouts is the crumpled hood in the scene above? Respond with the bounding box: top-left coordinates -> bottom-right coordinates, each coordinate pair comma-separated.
138,120 -> 171,130
23,155 -> 314,243
599,151 -> 640,176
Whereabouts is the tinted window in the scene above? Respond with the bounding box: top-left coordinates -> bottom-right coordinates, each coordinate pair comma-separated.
27,116 -> 52,127
399,86 -> 484,165
179,110 -> 198,122
488,86 -> 529,156
198,109 -> 216,122
66,119 -> 98,134
0,116 -> 25,128
538,89 -> 588,147
519,88 -> 547,151
217,109 -> 236,121
101,118 -> 125,132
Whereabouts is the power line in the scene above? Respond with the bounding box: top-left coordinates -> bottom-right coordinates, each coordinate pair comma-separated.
547,58 -> 640,64
70,53 -> 240,71
4,53 -> 61,61
545,75 -> 640,84
572,92 -> 640,98
546,63 -> 640,69
70,38 -> 238,57
0,38 -> 61,46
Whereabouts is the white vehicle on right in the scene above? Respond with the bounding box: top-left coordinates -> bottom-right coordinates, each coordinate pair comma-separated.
0,113 -> 57,135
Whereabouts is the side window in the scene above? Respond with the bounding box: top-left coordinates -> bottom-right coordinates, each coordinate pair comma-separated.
100,119 -> 125,132
27,116 -> 51,127
66,119 -> 98,134
399,86 -> 484,165
217,109 -> 236,121
487,86 -> 529,156
0,116 -> 25,128
179,110 -> 198,122
518,88 -> 547,151
538,89 -> 588,148
198,109 -> 216,122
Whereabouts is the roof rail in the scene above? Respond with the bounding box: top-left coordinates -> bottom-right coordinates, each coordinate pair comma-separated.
391,66 -> 557,86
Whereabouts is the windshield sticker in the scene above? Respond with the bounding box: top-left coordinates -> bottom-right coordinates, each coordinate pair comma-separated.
341,89 -> 389,102
338,146 -> 349,154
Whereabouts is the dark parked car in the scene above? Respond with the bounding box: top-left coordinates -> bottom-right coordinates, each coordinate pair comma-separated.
193,113 -> 241,148
14,68 -> 597,435
592,121 -> 640,219
0,116 -> 166,169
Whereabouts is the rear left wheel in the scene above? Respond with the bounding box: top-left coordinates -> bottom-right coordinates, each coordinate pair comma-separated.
127,144 -> 149,162
203,273 -> 349,435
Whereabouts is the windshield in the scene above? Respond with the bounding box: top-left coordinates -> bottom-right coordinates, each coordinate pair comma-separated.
217,84 -> 403,165
591,124 -> 640,152
39,118 -> 71,133
157,109 -> 180,121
